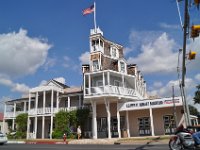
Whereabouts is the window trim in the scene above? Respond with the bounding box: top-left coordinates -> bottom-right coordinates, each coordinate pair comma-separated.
118,60 -> 126,73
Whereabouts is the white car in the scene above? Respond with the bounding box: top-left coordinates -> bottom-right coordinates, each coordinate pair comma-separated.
0,132 -> 7,145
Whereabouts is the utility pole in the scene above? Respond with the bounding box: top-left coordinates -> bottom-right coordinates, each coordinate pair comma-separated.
172,85 -> 177,127
181,0 -> 191,126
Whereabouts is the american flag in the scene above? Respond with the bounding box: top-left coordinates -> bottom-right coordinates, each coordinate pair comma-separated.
82,4 -> 94,15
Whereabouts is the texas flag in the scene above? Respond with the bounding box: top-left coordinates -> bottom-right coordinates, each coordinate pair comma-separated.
82,4 -> 94,15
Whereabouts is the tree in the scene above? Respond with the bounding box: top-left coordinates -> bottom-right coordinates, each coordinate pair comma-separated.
76,108 -> 90,135
15,113 -> 28,139
194,84 -> 200,104
52,111 -> 70,139
189,105 -> 200,116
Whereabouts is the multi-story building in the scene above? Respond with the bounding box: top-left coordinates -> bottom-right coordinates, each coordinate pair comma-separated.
3,28 -> 187,139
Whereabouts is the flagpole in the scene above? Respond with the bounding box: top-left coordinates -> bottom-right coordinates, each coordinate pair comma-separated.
94,2 -> 97,32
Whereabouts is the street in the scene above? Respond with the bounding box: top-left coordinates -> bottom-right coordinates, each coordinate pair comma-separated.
0,144 -> 169,150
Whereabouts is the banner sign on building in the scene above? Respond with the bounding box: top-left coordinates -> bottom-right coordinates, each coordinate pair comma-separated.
118,97 -> 182,111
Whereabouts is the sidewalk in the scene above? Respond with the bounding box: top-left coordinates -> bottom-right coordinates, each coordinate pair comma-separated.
7,135 -> 170,145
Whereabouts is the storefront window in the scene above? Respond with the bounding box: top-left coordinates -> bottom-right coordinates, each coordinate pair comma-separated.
138,117 -> 151,136
163,115 -> 176,135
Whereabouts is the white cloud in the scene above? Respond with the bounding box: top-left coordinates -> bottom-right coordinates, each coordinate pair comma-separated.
39,80 -> 48,86
153,81 -> 163,88
127,32 -> 179,74
0,28 -> 52,78
195,74 -> 200,81
44,57 -> 56,71
79,51 -> 90,64
159,23 -> 180,29
0,76 -> 29,94
148,78 -> 196,98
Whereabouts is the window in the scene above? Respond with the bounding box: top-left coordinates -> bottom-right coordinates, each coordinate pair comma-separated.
138,117 -> 151,136
110,47 -> 118,58
92,60 -> 99,71
120,62 -> 125,73
163,115 -> 176,135
92,39 -> 99,51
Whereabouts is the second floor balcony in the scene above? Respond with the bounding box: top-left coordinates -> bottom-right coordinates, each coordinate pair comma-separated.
84,70 -> 146,100
85,85 -> 135,98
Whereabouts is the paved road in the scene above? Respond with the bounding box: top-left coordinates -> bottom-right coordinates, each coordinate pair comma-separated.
0,144 -> 170,150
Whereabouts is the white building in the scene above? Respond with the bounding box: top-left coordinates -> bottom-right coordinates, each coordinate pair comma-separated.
3,28 -> 187,139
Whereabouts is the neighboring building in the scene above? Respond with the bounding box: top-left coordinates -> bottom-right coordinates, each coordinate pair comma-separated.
0,113 -> 8,133
3,28 -> 185,139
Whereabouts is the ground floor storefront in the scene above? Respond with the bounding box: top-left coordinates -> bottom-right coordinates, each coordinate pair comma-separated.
90,97 -> 184,139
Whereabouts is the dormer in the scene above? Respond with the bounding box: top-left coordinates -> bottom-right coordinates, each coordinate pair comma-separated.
118,59 -> 127,74
110,45 -> 119,59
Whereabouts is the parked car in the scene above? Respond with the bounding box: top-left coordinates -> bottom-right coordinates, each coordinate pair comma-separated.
0,132 -> 7,145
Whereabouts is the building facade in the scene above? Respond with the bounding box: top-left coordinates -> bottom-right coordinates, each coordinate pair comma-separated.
3,28 -> 187,139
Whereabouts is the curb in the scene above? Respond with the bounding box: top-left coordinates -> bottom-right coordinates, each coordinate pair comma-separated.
8,141 -> 68,144
25,141 -> 68,144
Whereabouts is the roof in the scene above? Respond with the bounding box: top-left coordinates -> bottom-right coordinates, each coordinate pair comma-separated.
0,113 -> 3,121
63,86 -> 83,94
51,79 -> 69,88
5,97 -> 29,104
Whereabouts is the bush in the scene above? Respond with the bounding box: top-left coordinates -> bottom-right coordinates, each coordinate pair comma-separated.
16,131 -> 26,139
52,130 -> 63,139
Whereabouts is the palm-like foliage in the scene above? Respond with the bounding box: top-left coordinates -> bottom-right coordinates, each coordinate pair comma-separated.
194,85 -> 200,104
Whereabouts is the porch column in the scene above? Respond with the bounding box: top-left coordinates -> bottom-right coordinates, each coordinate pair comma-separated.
89,74 -> 91,95
117,103 -> 121,138
43,91 -> 46,114
26,117 -> 30,139
68,96 -> 70,110
2,119 -> 5,133
107,71 -> 110,85
103,72 -> 105,93
126,111 -> 130,138
91,100 -> 97,139
56,91 -> 59,112
78,95 -> 81,108
50,89 -> 54,139
27,93 -> 31,139
42,116 -> 45,139
51,89 -> 54,114
35,92 -> 38,115
122,74 -> 125,88
28,93 -> 31,112
104,99 -> 111,139
24,101 -> 27,112
149,107 -> 155,136
34,116 -> 38,139
12,103 -> 16,130
50,115 -> 53,139
3,104 -> 6,133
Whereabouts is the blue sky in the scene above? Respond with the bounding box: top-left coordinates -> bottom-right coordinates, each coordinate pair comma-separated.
0,0 -> 200,111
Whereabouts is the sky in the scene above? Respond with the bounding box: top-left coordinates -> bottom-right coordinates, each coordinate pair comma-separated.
0,0 -> 200,112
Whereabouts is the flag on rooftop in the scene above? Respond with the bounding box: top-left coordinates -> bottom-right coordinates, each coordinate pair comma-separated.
82,4 -> 94,15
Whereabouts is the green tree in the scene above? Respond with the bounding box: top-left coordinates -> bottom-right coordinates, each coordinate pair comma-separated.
189,105 -> 200,116
15,113 -> 28,139
76,108 -> 90,134
194,84 -> 200,104
52,111 -> 70,138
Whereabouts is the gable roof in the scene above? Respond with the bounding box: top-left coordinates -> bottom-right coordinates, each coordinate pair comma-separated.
47,79 -> 69,89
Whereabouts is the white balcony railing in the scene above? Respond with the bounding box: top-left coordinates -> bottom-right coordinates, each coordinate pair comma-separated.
5,106 -> 89,118
4,110 -> 28,118
85,85 -> 135,97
